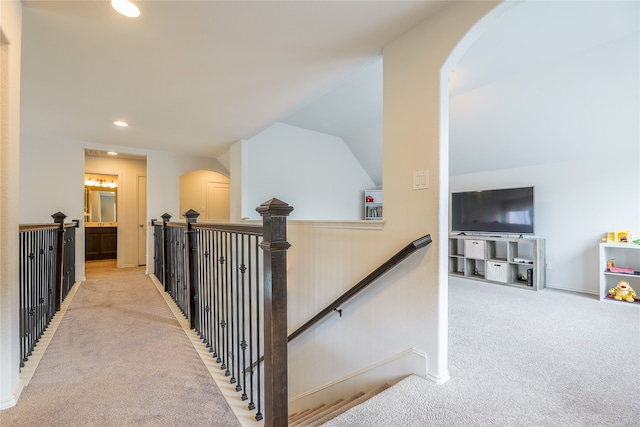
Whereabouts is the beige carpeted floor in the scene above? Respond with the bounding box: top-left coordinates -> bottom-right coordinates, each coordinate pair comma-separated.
322,276 -> 640,426
1,260 -> 240,427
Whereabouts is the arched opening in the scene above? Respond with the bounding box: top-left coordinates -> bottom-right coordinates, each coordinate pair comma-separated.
179,170 -> 230,221
441,0 -> 638,382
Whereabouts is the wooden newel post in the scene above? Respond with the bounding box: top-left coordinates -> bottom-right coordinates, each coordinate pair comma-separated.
256,198 -> 293,427
51,212 -> 67,311
184,209 -> 200,330
161,213 -> 172,292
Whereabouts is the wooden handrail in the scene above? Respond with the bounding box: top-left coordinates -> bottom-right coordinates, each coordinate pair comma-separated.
287,234 -> 432,342
150,219 -> 263,236
19,221 -> 78,232
193,222 -> 263,236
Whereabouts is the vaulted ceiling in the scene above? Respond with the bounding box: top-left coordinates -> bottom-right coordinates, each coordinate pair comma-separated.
19,1 -> 446,161
19,1 -> 639,186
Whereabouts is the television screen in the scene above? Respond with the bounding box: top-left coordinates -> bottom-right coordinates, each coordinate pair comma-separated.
451,186 -> 534,235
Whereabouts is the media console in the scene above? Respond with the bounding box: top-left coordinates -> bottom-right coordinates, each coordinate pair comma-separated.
448,235 -> 546,291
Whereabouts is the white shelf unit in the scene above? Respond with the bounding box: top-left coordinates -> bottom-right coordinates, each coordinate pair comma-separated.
448,235 -> 546,291
364,190 -> 382,220
598,243 -> 640,301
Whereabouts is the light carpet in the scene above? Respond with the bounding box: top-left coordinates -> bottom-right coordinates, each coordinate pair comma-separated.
0,261 -> 240,426
322,277 -> 640,426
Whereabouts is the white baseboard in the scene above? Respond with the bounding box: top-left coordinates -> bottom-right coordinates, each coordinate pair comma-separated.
546,284 -> 599,296
0,380 -> 23,411
288,347 -> 428,414
425,370 -> 450,384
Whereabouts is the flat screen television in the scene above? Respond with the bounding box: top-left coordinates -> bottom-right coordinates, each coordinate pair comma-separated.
451,186 -> 534,235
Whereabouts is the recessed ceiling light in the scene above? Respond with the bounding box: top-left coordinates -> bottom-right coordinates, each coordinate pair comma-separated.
111,0 -> 140,18
114,121 -> 128,127
107,151 -> 118,156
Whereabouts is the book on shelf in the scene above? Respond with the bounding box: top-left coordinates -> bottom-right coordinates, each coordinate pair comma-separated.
366,206 -> 383,218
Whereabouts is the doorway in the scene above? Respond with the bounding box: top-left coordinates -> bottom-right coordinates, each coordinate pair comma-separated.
138,175 -> 147,266
206,181 -> 230,221
84,150 -> 147,268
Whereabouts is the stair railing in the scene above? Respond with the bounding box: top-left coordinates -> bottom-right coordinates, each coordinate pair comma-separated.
245,234 -> 433,381
18,212 -> 79,367
152,198 -> 292,427
287,234 -> 432,342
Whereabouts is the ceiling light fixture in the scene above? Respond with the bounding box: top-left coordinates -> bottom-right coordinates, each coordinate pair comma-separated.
111,0 -> 140,18
107,151 -> 118,156
113,121 -> 128,127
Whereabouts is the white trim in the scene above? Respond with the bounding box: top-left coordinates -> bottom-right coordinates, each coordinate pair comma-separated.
228,218 -> 385,231
238,219 -> 385,230
546,284 -> 599,296
0,381 -> 23,411
425,370 -> 451,385
289,219 -> 384,230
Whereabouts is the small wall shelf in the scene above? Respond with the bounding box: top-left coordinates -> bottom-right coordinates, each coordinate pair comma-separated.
448,235 -> 545,291
364,190 -> 382,220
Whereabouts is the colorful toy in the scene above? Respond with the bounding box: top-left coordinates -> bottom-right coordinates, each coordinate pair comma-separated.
608,280 -> 636,303
607,259 -> 635,274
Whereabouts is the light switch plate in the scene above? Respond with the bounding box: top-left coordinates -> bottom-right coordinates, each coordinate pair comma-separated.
413,171 -> 429,190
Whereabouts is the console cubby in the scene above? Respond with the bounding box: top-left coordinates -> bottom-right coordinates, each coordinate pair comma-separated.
599,243 -> 640,301
448,235 -> 545,291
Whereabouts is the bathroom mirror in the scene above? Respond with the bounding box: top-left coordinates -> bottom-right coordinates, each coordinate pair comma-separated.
84,187 -> 117,223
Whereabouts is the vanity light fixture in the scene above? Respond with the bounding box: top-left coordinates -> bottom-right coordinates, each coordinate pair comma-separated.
85,177 -> 118,188
111,0 -> 140,18
113,121 -> 128,127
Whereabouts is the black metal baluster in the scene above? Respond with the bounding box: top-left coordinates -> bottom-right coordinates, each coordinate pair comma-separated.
212,230 -> 219,361
206,229 -> 214,352
240,234 -> 248,401
203,229 -> 211,345
220,232 -> 228,373
225,232 -> 233,375
179,229 -> 186,315
45,229 -> 55,330
27,231 -> 36,361
228,232 -> 237,386
247,234 -> 255,410
195,228 -> 204,337
254,235 -> 263,421
30,231 -> 41,356
24,231 -> 32,363
233,233 -> 241,390
180,230 -> 186,316
200,230 -> 208,345
19,231 -> 27,366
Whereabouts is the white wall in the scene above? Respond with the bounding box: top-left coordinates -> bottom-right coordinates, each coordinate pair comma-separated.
0,0 -> 23,409
451,161 -> 639,294
450,32 -> 640,294
244,122 -> 375,220
283,0 -> 502,401
18,139 -> 227,278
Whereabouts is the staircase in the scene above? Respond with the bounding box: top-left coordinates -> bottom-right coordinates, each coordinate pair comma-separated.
288,383 -> 391,426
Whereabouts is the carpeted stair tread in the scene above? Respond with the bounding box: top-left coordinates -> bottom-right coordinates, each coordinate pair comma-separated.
297,383 -> 390,426
288,403 -> 326,426
289,402 -> 338,427
289,393 -> 363,427
289,399 -> 345,427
